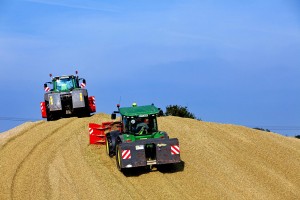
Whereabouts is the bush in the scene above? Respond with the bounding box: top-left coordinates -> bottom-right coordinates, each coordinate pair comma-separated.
253,127 -> 270,132
295,135 -> 300,139
165,105 -> 198,119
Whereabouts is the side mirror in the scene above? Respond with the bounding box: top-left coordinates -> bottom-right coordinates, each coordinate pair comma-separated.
111,113 -> 116,120
44,83 -> 47,88
83,79 -> 86,84
158,108 -> 164,117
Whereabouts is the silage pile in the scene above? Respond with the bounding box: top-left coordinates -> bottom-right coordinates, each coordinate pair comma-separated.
0,114 -> 299,200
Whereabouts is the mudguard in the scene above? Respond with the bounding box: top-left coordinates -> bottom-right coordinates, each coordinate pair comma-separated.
88,96 -> 96,113
48,93 -> 62,111
72,89 -> 88,109
40,102 -> 47,118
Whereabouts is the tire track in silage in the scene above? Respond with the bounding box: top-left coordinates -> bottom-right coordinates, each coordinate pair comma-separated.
10,119 -> 75,200
0,121 -> 47,200
0,121 -> 45,150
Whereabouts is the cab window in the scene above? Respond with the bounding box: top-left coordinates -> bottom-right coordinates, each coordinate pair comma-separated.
56,78 -> 74,91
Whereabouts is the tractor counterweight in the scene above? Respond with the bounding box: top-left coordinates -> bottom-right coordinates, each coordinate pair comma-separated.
117,138 -> 181,169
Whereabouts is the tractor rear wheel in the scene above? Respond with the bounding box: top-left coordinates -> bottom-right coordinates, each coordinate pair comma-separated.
46,109 -> 56,121
115,144 -> 122,171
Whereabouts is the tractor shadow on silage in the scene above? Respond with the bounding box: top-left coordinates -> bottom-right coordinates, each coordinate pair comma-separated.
122,161 -> 185,177
156,161 -> 185,174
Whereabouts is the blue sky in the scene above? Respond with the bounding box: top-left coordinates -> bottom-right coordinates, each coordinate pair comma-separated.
0,0 -> 300,136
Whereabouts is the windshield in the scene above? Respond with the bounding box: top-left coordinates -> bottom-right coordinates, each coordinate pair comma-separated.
123,115 -> 158,135
55,78 -> 75,91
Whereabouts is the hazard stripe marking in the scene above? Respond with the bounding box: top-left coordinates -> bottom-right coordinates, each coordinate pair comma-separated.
40,102 -> 45,112
44,87 -> 50,92
171,145 -> 180,155
122,150 -> 131,159
89,128 -> 93,135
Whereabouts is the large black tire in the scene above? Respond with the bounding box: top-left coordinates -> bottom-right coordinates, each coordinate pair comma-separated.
83,97 -> 91,117
106,136 -> 114,157
106,131 -> 120,157
85,109 -> 91,117
47,111 -> 60,121
45,101 -> 61,121
46,111 -> 54,121
115,144 -> 122,171
46,102 -> 55,121
76,107 -> 90,118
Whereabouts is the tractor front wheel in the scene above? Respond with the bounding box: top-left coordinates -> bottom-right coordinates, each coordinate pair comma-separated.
106,137 -> 114,157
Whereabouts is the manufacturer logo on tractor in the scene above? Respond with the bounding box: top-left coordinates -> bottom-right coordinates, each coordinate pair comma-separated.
135,145 -> 144,150
157,143 -> 167,147
171,145 -> 180,155
138,114 -> 148,117
122,150 -> 131,159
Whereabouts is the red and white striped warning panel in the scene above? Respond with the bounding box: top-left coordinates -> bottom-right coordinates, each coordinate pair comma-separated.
122,150 -> 131,159
171,145 -> 180,155
88,96 -> 96,113
89,127 -> 93,135
44,87 -> 50,92
40,102 -> 47,118
80,83 -> 86,88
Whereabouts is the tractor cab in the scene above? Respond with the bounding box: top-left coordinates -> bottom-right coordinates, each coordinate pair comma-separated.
112,105 -> 160,135
122,115 -> 158,135
43,72 -> 86,93
52,75 -> 78,92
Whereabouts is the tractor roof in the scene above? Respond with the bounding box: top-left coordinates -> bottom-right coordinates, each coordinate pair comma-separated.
119,105 -> 159,117
53,75 -> 76,79
51,75 -> 78,82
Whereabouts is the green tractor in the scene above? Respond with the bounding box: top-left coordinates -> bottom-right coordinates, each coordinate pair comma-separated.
40,71 -> 96,121
105,104 -> 181,171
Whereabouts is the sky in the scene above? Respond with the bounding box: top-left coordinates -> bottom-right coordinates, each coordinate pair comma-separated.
0,0 -> 300,136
